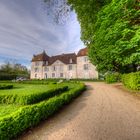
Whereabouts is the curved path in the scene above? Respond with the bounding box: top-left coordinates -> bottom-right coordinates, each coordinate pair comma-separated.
19,82 -> 140,140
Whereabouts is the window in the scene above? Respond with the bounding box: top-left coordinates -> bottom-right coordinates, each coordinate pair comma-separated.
46,61 -> 48,65
43,61 -> 48,65
34,68 -> 38,72
45,73 -> 47,79
59,66 -> 63,71
45,67 -> 49,72
84,57 -> 88,62
52,73 -> 55,78
68,65 -> 72,70
84,64 -> 89,70
60,73 -> 63,78
52,66 -> 56,71
35,74 -> 37,78
70,58 -> 73,63
35,62 -> 39,66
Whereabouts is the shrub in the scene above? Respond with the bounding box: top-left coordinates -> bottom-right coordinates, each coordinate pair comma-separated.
0,85 -> 68,105
0,85 -> 13,90
0,83 -> 86,140
105,73 -> 121,83
19,79 -> 61,84
122,72 -> 140,91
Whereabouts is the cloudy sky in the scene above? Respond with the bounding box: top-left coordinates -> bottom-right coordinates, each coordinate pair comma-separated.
0,0 -> 85,68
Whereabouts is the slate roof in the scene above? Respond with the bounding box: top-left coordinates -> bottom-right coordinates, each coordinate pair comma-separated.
31,48 -> 88,65
49,53 -> 77,65
32,51 -> 77,65
31,51 -> 50,62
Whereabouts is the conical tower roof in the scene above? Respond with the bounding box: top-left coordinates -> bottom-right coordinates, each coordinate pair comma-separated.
31,51 -> 50,62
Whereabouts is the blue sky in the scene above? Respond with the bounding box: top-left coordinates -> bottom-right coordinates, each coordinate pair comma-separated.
0,0 -> 85,68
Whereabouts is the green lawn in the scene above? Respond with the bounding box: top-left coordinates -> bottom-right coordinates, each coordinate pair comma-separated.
0,83 -> 68,105
0,84 -> 56,95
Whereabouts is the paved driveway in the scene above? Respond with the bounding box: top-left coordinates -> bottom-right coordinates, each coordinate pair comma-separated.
19,82 -> 140,140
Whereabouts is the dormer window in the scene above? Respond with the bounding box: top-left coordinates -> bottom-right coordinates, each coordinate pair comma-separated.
70,58 -> 73,63
43,61 -> 48,65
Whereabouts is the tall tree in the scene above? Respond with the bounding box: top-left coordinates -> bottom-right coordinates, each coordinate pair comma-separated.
68,0 -> 140,73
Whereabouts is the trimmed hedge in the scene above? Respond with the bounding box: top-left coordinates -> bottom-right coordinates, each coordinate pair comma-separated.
122,72 -> 140,90
105,73 -> 121,83
0,85 -> 13,90
0,85 -> 68,105
0,83 -> 86,140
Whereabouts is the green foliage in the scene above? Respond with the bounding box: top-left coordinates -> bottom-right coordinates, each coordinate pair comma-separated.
68,0 -> 140,73
0,105 -> 21,118
0,84 -> 13,90
0,84 -> 68,105
0,62 -> 29,80
0,83 -> 85,140
105,73 -> 121,83
122,71 -> 140,90
19,79 -> 61,84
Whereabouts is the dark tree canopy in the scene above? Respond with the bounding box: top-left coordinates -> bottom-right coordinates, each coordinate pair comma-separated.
68,0 -> 140,73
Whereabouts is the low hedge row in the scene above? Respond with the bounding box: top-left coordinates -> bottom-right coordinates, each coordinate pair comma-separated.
105,73 -> 121,83
0,85 -> 68,105
0,83 -> 86,140
122,72 -> 140,90
0,85 -> 13,90
19,79 -> 61,84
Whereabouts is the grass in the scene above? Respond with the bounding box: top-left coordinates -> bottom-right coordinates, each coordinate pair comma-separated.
0,84 -> 56,95
0,83 -> 69,105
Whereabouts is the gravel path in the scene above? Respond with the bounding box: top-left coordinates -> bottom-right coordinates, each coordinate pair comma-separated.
18,82 -> 140,140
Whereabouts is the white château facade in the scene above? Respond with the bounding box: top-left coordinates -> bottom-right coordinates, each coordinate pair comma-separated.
30,48 -> 98,79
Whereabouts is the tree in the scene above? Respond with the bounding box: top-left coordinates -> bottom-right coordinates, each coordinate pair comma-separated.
0,62 -> 29,80
68,0 -> 140,73
43,0 -> 72,25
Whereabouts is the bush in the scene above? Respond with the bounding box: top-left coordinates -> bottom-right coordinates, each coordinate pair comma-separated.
105,73 -> 121,83
0,85 -> 13,90
0,83 -> 86,140
122,72 -> 140,91
0,85 -> 68,105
